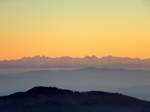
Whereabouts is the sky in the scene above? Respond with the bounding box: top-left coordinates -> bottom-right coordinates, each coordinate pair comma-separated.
0,0 -> 150,60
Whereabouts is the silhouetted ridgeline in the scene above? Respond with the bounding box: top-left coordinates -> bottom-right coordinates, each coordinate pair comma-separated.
1,56 -> 150,70
0,86 -> 150,112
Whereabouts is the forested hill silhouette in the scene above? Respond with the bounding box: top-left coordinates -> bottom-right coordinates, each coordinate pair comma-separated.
0,86 -> 150,112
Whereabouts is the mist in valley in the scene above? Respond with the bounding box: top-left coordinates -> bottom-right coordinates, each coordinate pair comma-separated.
0,68 -> 150,101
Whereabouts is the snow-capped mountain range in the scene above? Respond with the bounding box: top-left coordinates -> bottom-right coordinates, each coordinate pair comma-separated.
1,55 -> 150,70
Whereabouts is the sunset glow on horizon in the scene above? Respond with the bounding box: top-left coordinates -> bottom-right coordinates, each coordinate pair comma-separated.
0,0 -> 150,60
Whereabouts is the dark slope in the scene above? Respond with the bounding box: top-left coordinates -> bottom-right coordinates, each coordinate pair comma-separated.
0,86 -> 150,112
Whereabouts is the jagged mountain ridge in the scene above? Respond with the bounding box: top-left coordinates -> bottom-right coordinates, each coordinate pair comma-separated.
0,86 -> 150,112
1,55 -> 150,70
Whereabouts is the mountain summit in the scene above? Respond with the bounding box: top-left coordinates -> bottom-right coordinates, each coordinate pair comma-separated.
0,86 -> 150,112
1,56 -> 150,70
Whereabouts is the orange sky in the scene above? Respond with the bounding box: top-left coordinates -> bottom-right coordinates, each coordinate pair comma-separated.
0,0 -> 150,60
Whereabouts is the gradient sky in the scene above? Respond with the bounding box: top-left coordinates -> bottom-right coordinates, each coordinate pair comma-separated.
0,0 -> 150,60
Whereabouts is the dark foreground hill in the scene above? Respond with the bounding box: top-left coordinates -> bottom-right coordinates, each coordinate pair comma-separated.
0,86 -> 150,112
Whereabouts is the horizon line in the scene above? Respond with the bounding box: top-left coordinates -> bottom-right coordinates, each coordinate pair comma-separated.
1,55 -> 150,61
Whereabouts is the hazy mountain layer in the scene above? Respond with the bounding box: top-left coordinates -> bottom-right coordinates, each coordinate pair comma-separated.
1,56 -> 150,70
0,68 -> 150,101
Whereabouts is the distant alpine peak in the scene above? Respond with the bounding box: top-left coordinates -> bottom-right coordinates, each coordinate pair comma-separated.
0,55 -> 150,70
